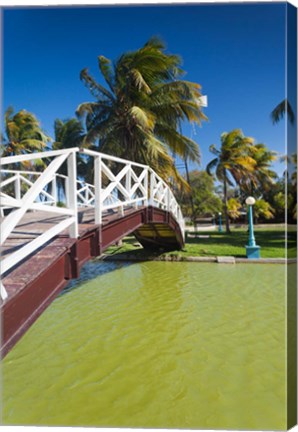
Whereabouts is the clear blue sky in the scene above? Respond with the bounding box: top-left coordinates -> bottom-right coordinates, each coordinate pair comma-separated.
2,2 -> 288,175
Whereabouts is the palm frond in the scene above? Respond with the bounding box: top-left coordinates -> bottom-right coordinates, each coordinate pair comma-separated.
80,68 -> 114,102
271,99 -> 295,125
98,55 -> 114,93
130,68 -> 151,94
130,106 -> 155,131
206,157 -> 218,176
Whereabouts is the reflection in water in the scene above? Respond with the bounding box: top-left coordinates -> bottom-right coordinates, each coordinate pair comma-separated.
3,261 -> 286,430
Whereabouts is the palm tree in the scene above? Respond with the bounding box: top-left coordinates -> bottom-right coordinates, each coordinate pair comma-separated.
271,99 -> 295,125
1,106 -> 51,169
52,118 -> 86,201
206,129 -> 256,232
76,37 -> 207,189
240,143 -> 277,195
254,199 -> 274,224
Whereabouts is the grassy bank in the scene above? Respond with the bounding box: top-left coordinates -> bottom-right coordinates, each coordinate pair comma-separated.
105,227 -> 296,259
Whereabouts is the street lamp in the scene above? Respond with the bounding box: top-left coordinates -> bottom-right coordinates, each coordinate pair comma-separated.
245,196 -> 260,259
218,212 -> 223,233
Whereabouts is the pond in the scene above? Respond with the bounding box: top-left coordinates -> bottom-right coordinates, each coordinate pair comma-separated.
2,261 -> 286,430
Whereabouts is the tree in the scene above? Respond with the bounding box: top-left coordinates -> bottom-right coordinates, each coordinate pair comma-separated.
179,170 -> 222,221
271,97 -> 296,222
280,153 -> 297,221
253,199 -> 274,223
241,143 -> 277,195
290,153 -> 297,187
261,177 -> 285,222
227,198 -> 241,221
1,106 -> 51,169
206,129 -> 256,232
77,37 -> 207,189
272,191 -> 287,221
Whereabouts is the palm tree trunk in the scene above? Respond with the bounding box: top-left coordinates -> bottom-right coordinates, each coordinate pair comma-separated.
184,156 -> 196,229
223,172 -> 230,233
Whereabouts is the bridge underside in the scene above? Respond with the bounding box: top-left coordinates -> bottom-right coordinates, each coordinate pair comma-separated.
1,206 -> 183,358
135,223 -> 183,249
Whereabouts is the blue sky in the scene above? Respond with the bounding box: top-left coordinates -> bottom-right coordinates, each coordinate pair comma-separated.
2,2 -> 289,175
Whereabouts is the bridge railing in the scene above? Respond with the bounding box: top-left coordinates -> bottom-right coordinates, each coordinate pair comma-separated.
149,169 -> 185,232
0,148 -> 185,300
80,149 -> 149,223
0,148 -> 80,299
80,149 -> 184,233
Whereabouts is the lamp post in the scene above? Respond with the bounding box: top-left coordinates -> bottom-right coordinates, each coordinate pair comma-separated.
245,196 -> 260,259
218,212 -> 223,233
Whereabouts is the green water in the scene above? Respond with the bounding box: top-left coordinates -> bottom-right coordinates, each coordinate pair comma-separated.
2,261 -> 286,430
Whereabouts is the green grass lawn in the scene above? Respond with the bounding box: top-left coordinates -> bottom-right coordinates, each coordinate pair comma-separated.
105,226 -> 296,259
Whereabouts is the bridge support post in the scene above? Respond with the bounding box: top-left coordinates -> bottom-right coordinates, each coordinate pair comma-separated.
126,164 -> 131,200
67,151 -> 78,238
144,168 -> 149,206
94,156 -> 102,225
91,228 -> 101,257
149,169 -> 154,206
167,189 -> 171,212
51,176 -> 57,205
14,173 -> 21,201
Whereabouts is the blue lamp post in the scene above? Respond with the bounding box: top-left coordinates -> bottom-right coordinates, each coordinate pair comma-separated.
245,196 -> 260,259
218,212 -> 223,233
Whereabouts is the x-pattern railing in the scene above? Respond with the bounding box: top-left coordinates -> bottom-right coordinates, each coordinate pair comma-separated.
150,170 -> 185,232
0,148 -> 184,300
83,149 -> 150,221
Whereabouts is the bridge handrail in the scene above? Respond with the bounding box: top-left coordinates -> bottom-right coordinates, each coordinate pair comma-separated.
80,149 -> 184,231
0,148 -> 185,300
81,148 -> 149,169
0,148 -> 79,166
0,148 -> 80,299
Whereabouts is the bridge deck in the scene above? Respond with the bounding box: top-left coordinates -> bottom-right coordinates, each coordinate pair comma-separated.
1,207 -> 132,262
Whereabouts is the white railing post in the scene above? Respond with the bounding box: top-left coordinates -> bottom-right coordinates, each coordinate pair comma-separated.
126,164 -> 131,200
94,156 -> 102,224
15,172 -> 21,201
52,175 -> 57,205
67,151 -> 78,238
167,188 -> 171,212
144,168 -> 149,206
85,183 -> 89,204
149,170 -> 154,206
65,177 -> 69,207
